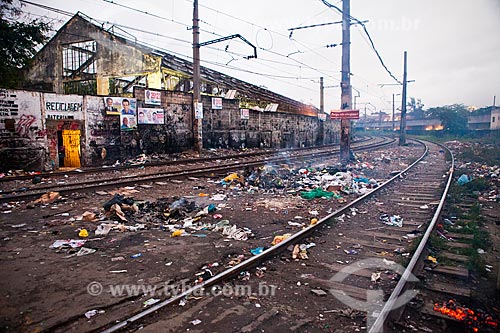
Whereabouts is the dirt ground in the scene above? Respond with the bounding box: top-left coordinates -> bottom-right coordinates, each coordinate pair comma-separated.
0,140 -> 498,333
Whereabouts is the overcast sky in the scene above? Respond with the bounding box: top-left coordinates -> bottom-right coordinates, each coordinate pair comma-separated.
20,0 -> 500,115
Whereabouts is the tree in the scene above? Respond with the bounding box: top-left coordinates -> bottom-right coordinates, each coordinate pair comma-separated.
408,97 -> 425,119
0,0 -> 50,88
427,104 -> 469,134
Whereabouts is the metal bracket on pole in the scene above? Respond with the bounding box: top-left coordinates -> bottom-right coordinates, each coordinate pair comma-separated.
199,34 -> 257,59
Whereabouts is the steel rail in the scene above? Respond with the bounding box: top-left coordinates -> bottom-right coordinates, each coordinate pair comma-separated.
0,137 -> 375,182
98,138 -> 425,333
368,140 -> 454,333
1,138 -> 381,194
0,137 -> 395,203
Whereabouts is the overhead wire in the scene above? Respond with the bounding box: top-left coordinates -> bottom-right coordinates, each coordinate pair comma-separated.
21,0 -> 347,105
97,0 -> 341,90
319,0 -> 402,85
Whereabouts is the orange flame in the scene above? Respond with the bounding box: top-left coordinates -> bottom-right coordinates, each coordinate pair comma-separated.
433,300 -> 498,332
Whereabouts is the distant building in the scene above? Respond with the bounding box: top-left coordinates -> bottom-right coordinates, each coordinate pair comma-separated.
489,107 -> 500,130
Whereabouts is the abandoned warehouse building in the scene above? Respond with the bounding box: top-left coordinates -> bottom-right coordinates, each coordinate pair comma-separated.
0,13 -> 340,171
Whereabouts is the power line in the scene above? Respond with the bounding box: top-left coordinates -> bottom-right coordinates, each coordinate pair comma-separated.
20,0 -> 73,16
21,1 -> 357,106
319,0 -> 402,84
98,0 -> 343,86
187,0 -> 343,72
100,0 -> 223,38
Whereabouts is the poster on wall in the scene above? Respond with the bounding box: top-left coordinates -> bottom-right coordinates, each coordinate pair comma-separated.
145,90 -> 161,106
211,97 -> 222,110
137,107 -> 164,124
194,102 -> 203,119
264,103 -> 279,112
240,108 -> 249,120
121,114 -> 137,131
104,97 -> 137,117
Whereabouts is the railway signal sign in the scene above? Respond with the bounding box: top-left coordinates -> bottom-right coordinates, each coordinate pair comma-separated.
330,110 -> 360,120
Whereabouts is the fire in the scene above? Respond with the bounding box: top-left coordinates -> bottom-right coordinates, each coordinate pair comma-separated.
433,300 -> 498,332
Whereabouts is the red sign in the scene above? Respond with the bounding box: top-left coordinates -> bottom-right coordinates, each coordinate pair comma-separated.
330,110 -> 360,120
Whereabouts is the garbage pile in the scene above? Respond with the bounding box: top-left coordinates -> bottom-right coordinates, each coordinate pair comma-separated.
138,196 -> 254,240
219,164 -> 380,200
455,163 -> 499,202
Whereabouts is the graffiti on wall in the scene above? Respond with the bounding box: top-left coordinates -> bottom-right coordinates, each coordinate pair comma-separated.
0,89 -> 19,117
16,114 -> 37,137
43,93 -> 84,121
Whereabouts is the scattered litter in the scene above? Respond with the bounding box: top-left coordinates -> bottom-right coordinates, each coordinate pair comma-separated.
110,270 -> 127,273
33,191 -> 61,204
288,221 -> 303,227
477,248 -> 486,254
80,211 -> 98,222
300,188 -> 336,200
394,247 -> 406,254
311,289 -> 328,297
427,256 -> 438,264
371,272 -> 381,282
292,244 -> 309,260
77,247 -> 96,256
130,253 -> 143,258
50,239 -> 86,249
84,309 -> 104,318
250,247 -> 266,255
457,174 -> 471,185
143,298 -> 160,307
95,224 -> 112,236
79,229 -> 89,238
210,194 -> 227,201
272,234 -> 291,245
190,319 -> 202,326
379,214 -> 403,227
171,229 -> 186,237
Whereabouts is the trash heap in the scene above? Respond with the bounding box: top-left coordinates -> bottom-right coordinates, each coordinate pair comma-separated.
220,164 -> 381,200
138,195 -> 254,240
455,162 -> 499,202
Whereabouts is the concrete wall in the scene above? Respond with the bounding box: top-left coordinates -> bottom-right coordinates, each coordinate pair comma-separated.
0,89 -> 47,170
0,88 -> 340,171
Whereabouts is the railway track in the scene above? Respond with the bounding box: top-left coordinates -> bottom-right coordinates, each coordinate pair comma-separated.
0,136 -> 393,203
77,139 -> 459,333
0,136 -> 375,183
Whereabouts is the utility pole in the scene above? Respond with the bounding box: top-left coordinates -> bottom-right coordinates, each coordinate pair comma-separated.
319,77 -> 325,145
392,93 -> 396,132
320,77 -> 324,113
392,93 -> 400,132
340,0 -> 352,162
192,0 -> 202,155
398,51 -> 407,146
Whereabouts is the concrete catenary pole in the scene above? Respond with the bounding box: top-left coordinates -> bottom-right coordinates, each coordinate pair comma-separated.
193,0 -> 202,154
319,77 -> 325,145
399,51 -> 408,146
320,77 -> 324,114
392,93 -> 396,132
340,0 -> 352,162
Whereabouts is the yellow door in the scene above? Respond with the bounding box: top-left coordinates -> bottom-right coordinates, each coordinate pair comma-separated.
62,130 -> 81,167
